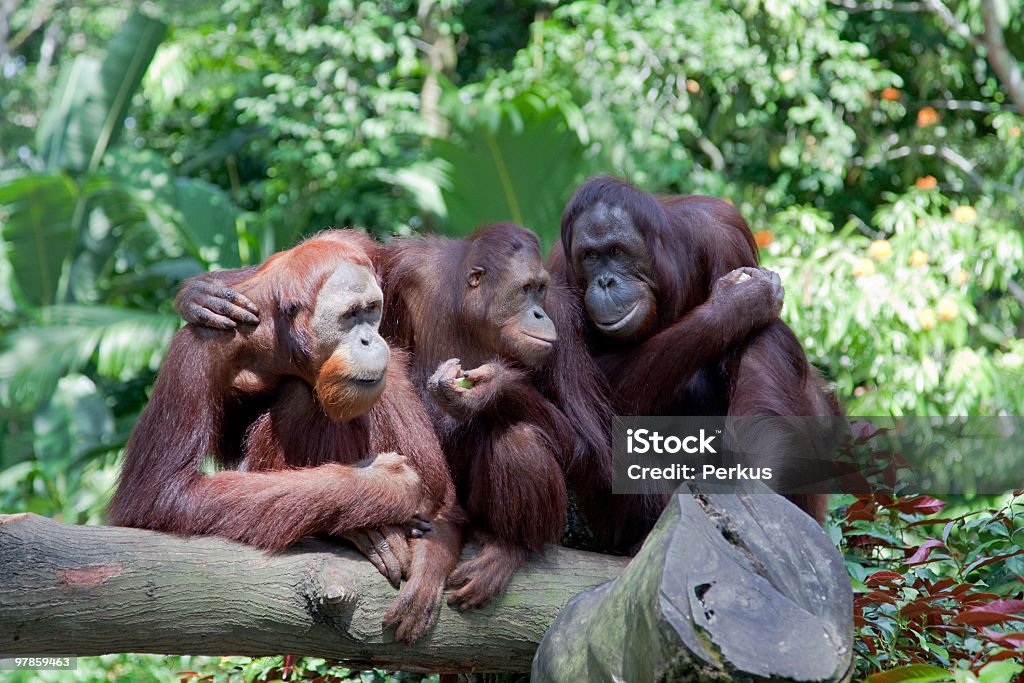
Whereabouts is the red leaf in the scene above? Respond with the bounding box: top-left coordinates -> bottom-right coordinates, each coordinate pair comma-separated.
861,590 -> 899,605
953,611 -> 1019,626
981,599 -> 1024,613
961,592 -> 1002,606
894,495 -> 946,515
912,496 -> 945,514
906,540 -> 945,565
951,582 -> 977,596
952,599 -> 1024,626
980,628 -> 1024,649
985,649 -> 1023,662
845,500 -> 877,522
900,600 -> 946,620
866,571 -> 906,587
851,419 -> 887,442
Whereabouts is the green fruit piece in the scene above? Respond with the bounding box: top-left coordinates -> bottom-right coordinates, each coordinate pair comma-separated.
455,377 -> 474,389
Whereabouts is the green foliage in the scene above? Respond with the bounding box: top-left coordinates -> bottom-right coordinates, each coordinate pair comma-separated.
0,655 -> 445,683
0,173 -> 78,306
835,492 -> 1024,677
1,0 -> 1023,678
433,88 -> 586,246
0,7 -> 244,530
36,11 -> 167,173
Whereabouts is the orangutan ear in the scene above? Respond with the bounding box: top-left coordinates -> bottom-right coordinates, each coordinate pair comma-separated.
467,267 -> 485,288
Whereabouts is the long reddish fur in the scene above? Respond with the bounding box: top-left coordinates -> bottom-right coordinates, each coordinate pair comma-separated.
378,225 -> 584,554
109,232 -> 462,581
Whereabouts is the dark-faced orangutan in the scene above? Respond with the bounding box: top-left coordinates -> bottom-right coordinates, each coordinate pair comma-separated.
109,231 -> 463,643
175,224 -> 612,609
548,176 -> 841,550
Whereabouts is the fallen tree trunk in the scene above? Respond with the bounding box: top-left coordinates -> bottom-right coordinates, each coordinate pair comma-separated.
0,513 -> 627,673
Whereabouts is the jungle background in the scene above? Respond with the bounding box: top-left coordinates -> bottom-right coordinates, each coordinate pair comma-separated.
1,0 -> 1023,681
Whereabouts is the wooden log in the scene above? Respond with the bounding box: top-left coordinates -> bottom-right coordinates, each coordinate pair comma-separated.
532,487 -> 855,682
0,513 -> 628,673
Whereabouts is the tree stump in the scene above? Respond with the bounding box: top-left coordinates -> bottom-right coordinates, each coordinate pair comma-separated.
532,487 -> 854,682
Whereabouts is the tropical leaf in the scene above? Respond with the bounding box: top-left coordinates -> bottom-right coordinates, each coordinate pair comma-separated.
0,305 -> 178,408
0,173 -> 79,306
433,95 -> 585,249
102,148 -> 242,269
35,11 -> 167,173
173,178 -> 242,269
864,664 -> 953,683
33,375 -> 116,465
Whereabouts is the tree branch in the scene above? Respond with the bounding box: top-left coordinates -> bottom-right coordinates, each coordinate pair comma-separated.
920,0 -> 1024,116
980,0 -> 1024,116
828,0 -> 924,12
921,0 -> 976,43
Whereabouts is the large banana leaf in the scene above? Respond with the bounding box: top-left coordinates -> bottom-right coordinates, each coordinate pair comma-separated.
433,99 -> 585,249
103,148 -> 242,269
174,178 -> 242,269
0,174 -> 79,306
35,11 -> 167,173
0,305 -> 179,409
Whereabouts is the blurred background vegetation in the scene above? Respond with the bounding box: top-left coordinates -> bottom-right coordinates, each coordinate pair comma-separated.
1,0 -> 1022,680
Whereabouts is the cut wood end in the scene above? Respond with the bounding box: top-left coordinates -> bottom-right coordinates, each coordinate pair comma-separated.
0,513 -> 31,525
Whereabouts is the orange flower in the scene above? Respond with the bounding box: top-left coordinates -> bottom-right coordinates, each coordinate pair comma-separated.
937,297 -> 957,321
1010,126 -> 1021,138
880,87 -> 901,101
853,258 -> 876,277
908,250 -> 929,267
952,205 -> 977,222
868,239 -> 893,260
917,308 -> 936,330
754,230 -> 775,248
915,175 -> 937,190
957,269 -> 969,286
917,107 -> 940,127
686,79 -> 700,94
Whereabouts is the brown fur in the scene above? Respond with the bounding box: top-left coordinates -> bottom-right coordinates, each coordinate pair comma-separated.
552,177 -> 841,551
171,225 -> 615,604
110,231 -> 462,643
378,225 -> 583,607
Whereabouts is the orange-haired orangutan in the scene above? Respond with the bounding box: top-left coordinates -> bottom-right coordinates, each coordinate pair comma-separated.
110,231 -> 463,643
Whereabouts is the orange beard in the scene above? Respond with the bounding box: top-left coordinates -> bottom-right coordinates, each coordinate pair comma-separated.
314,350 -> 388,421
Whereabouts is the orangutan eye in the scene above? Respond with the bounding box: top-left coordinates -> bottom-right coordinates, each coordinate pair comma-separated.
609,246 -> 623,258
538,284 -> 547,296
584,250 -> 598,262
